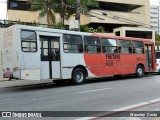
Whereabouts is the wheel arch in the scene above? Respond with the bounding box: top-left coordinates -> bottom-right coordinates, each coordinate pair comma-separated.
136,63 -> 145,72
135,63 -> 145,78
72,65 -> 88,77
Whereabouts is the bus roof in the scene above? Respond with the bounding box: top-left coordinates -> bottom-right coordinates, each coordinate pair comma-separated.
13,24 -> 90,36
8,24 -> 154,43
92,33 -> 153,42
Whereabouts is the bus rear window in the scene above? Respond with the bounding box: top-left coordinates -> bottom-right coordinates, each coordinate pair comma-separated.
84,36 -> 101,53
21,31 -> 37,52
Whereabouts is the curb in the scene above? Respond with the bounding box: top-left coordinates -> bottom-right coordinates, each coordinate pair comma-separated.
0,78 -> 9,82
0,78 -> 16,82
5,82 -> 53,88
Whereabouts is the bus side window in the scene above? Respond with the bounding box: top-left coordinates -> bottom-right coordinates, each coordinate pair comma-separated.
102,38 -> 117,54
21,30 -> 37,52
84,36 -> 101,54
133,48 -> 136,54
132,41 -> 144,54
52,49 -> 59,61
63,34 -> 83,53
129,47 -> 132,54
114,48 -> 118,53
117,39 -> 131,54
119,47 -> 132,54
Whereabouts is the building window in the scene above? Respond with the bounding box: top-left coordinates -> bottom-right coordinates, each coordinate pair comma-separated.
8,1 -> 30,11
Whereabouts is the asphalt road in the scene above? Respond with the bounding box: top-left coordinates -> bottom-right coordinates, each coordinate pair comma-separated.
0,74 -> 160,120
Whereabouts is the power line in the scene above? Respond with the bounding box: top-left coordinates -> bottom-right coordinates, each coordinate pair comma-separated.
89,10 -> 153,28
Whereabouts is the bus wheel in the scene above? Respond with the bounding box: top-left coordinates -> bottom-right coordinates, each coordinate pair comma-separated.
157,69 -> 160,75
135,65 -> 144,78
71,68 -> 86,85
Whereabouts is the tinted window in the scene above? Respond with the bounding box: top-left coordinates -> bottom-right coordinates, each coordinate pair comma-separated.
117,40 -> 132,54
132,41 -> 144,54
21,31 -> 37,52
63,35 -> 83,53
133,41 -> 143,48
102,38 -> 117,54
156,52 -> 160,59
117,40 -> 131,47
84,36 -> 101,53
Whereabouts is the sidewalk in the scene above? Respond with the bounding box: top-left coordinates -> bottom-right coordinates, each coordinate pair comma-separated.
0,78 -> 10,82
0,78 -> 53,88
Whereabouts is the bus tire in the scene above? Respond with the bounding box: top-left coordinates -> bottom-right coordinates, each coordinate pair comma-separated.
157,69 -> 160,75
71,68 -> 86,85
135,65 -> 144,78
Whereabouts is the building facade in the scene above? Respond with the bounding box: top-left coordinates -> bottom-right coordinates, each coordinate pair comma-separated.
6,0 -> 151,33
150,5 -> 159,33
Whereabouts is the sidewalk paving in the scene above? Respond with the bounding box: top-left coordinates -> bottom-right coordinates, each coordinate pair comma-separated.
0,78 -> 10,82
0,78 -> 53,88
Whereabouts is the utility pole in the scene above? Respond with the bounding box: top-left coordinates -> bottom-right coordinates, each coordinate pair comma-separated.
158,0 -> 160,35
75,0 -> 80,31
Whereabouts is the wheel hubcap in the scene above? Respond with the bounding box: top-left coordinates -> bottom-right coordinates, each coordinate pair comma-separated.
137,68 -> 143,76
75,72 -> 83,82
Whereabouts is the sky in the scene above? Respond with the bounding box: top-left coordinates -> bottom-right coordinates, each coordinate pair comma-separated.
150,0 -> 159,5
0,0 -> 159,20
0,0 -> 7,20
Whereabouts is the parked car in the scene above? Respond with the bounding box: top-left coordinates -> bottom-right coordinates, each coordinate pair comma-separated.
155,51 -> 160,74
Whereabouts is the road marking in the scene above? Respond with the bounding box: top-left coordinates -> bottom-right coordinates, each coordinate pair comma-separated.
75,117 -> 97,120
111,98 -> 160,111
75,98 -> 160,120
77,88 -> 112,94
152,108 -> 160,111
119,117 -> 141,120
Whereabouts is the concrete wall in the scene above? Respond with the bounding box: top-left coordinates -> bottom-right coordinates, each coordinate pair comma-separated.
113,27 -> 155,42
150,5 -> 159,33
7,0 -> 150,28
0,28 -> 4,78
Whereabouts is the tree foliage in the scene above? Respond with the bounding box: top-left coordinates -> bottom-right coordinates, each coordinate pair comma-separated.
29,0 -> 56,25
155,34 -> 160,45
29,0 -> 98,26
80,0 -> 98,13
81,25 -> 106,33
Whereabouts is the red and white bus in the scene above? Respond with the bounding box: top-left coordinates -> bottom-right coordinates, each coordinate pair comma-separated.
2,25 -> 156,85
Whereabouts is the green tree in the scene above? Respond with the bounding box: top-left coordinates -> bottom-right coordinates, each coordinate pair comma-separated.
80,0 -> 98,14
75,0 -> 98,30
80,25 -> 105,33
29,0 -> 56,25
155,34 -> 160,45
29,0 -> 75,26
29,0 -> 98,28
53,0 -> 75,25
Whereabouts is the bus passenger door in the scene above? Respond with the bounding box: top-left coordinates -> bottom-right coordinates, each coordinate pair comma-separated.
145,44 -> 153,71
40,35 -> 61,79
